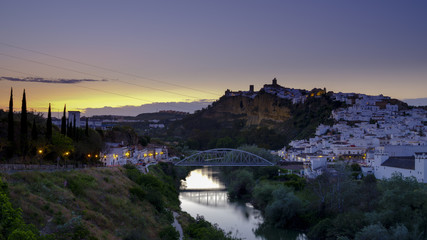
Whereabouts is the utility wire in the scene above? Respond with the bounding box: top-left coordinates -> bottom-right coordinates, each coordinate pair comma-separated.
0,42 -> 219,96
0,52 -> 206,99
0,65 -> 198,112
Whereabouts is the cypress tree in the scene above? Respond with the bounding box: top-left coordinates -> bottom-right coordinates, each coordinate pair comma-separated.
61,105 -> 66,135
85,118 -> 89,137
7,87 -> 14,158
46,103 -> 52,141
67,121 -> 72,138
21,89 -> 28,157
73,115 -> 77,141
8,88 -> 14,142
31,118 -> 38,140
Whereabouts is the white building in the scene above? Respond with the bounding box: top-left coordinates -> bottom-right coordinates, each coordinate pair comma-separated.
373,145 -> 427,183
68,111 -> 81,128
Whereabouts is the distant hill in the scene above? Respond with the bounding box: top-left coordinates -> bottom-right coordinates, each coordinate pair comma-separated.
135,110 -> 188,121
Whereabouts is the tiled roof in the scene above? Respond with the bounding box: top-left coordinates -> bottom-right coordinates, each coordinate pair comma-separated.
381,156 -> 415,170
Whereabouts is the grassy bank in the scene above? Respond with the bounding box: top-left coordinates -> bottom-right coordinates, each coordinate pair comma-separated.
1,163 -> 240,240
1,166 -> 176,239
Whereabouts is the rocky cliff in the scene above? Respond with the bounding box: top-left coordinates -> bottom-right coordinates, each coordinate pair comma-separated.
170,82 -> 337,149
201,92 -> 292,127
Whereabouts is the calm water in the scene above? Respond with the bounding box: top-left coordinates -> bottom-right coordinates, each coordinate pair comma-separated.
179,167 -> 307,240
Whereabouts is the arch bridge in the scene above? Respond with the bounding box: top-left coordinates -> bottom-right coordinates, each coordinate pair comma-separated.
174,148 -> 275,167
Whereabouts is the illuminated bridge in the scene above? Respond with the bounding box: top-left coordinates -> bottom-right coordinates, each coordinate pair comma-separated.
174,148 -> 275,167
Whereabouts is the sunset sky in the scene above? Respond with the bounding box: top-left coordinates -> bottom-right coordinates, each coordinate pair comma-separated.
1,1 -> 427,116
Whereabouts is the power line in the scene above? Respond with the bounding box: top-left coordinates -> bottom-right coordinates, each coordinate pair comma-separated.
0,42 -> 219,96
0,66 -> 198,112
0,52 -> 206,99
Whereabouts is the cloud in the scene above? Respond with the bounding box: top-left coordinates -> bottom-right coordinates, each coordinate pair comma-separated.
0,76 -> 107,84
82,100 -> 213,117
402,98 -> 427,107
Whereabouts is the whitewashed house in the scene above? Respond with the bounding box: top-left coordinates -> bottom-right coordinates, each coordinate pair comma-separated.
373,145 -> 427,183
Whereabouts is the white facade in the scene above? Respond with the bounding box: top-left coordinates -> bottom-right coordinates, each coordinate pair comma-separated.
373,146 -> 427,183
68,111 -> 81,128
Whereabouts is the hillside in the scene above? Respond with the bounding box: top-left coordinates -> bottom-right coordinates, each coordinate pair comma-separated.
169,81 -> 344,150
135,111 -> 188,121
167,78 -> 420,150
1,166 -> 181,239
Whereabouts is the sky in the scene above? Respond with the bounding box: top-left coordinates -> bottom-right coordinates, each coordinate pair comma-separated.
1,0 -> 427,116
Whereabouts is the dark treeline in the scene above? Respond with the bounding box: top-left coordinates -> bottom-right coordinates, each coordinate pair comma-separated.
0,88 -> 104,166
222,166 -> 427,239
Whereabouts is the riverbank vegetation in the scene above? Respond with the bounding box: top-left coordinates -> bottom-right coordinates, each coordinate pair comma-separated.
220,160 -> 427,239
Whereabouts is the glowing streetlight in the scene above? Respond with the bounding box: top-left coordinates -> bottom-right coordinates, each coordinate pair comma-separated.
88,154 -> 91,158
38,149 -> 43,154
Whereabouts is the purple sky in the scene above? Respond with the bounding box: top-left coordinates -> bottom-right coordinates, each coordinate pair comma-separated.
1,0 -> 426,115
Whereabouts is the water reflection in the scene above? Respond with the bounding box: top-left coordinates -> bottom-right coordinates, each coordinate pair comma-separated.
180,167 -> 225,190
180,167 -> 306,240
180,191 -> 228,207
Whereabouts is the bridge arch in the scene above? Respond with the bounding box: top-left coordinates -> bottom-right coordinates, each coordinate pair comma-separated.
174,148 -> 275,166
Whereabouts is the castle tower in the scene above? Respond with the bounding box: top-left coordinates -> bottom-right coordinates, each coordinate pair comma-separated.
249,85 -> 254,92
272,78 -> 277,85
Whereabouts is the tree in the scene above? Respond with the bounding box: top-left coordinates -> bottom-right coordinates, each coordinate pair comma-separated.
8,88 -> 14,143
67,121 -> 72,138
73,115 -> 77,141
85,118 -> 89,137
46,103 -> 52,142
354,224 -> 390,240
20,89 -> 28,158
61,104 -> 66,135
264,186 -> 303,228
228,169 -> 255,198
7,87 -> 14,158
252,181 -> 277,209
31,118 -> 38,140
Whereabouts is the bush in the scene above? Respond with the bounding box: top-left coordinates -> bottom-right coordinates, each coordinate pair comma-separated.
129,186 -> 146,202
252,182 -> 277,210
184,215 -> 238,240
145,191 -> 164,212
227,169 -> 254,199
264,186 -> 303,228
159,226 -> 179,240
66,174 -> 95,196
0,178 -> 44,239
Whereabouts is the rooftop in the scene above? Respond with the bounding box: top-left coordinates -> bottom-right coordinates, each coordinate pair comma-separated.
381,156 -> 415,170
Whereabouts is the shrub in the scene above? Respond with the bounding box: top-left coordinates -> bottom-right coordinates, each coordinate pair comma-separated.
159,226 -> 179,240
66,174 -> 95,196
129,186 -> 146,202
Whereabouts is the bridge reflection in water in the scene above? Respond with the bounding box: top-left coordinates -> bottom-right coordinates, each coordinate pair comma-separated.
180,190 -> 228,207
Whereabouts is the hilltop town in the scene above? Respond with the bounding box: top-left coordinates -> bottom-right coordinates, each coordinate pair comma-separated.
276,89 -> 427,182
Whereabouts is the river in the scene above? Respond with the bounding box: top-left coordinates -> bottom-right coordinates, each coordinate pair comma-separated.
179,167 -> 307,240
